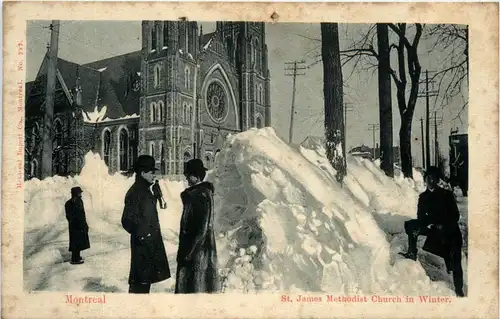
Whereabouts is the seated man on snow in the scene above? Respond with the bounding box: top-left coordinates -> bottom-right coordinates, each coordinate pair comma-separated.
400,166 -> 464,297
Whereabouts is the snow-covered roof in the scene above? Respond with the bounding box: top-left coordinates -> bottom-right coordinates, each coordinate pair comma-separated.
203,38 -> 213,50
83,105 -> 139,124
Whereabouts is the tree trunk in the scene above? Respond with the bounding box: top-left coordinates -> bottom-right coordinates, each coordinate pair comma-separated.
321,23 -> 346,183
399,115 -> 413,178
376,23 -> 394,177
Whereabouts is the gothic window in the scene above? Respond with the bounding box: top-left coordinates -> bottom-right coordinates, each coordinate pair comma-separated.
119,128 -> 129,171
182,102 -> 188,124
206,82 -> 228,122
163,23 -> 169,48
103,129 -> 111,166
254,38 -> 260,69
158,101 -> 164,122
160,143 -> 166,174
184,67 -> 190,90
151,24 -> 158,51
226,37 -> 234,64
150,142 -> 155,159
154,64 -> 161,88
261,85 -> 265,105
128,139 -> 134,170
150,102 -> 157,123
54,118 -> 63,149
31,123 -> 39,150
183,150 -> 192,172
188,104 -> 193,124
256,114 -> 264,129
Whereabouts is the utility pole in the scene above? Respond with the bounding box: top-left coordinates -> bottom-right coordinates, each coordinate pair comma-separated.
420,117 -> 425,169
285,60 -> 306,144
417,70 -> 438,169
41,20 -> 60,179
431,111 -> 443,166
367,124 -> 380,159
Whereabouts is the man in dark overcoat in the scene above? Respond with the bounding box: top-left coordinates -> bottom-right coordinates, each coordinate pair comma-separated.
121,155 -> 171,294
175,159 -> 219,294
400,166 -> 464,297
65,187 -> 90,265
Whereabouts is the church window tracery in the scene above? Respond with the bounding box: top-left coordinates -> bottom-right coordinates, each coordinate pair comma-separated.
206,82 -> 228,122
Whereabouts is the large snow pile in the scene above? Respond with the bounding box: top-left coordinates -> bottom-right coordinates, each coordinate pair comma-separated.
24,128 -> 465,295
211,128 -> 463,295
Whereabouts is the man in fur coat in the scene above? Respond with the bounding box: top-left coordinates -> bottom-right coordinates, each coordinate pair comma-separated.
122,155 -> 171,294
400,166 -> 464,297
65,187 -> 90,264
175,159 -> 219,294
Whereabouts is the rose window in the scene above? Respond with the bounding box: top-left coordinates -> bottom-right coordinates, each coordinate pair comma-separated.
206,82 -> 227,121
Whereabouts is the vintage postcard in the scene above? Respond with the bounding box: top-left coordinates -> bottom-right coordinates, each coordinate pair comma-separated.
2,2 -> 498,318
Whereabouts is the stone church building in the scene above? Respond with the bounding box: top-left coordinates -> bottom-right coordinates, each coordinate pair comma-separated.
25,21 -> 271,179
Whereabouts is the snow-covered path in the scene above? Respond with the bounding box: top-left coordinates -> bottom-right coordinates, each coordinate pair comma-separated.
23,128 -> 464,296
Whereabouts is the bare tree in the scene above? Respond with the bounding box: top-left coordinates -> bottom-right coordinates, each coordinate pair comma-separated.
328,23 -> 423,178
321,23 -> 346,183
426,24 -> 468,123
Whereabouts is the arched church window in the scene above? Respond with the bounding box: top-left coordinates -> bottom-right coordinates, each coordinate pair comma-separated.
163,23 -> 169,48
158,101 -> 164,122
183,150 -> 192,172
182,102 -> 188,124
54,118 -> 63,148
206,82 -> 228,122
261,85 -> 265,105
188,104 -> 193,124
154,65 -> 161,88
184,67 -> 190,89
31,123 -> 39,150
151,102 -> 157,123
254,38 -> 260,69
103,129 -> 111,166
150,142 -> 155,159
151,24 -> 158,51
160,143 -> 166,174
256,114 -> 264,129
119,128 -> 129,171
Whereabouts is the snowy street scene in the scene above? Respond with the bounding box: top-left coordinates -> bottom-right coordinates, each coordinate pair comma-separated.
24,21 -> 468,297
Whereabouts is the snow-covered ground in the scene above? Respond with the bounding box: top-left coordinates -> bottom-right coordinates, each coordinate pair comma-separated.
23,127 -> 467,295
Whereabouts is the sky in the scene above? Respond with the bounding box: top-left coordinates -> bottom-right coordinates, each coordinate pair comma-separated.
26,21 -> 468,168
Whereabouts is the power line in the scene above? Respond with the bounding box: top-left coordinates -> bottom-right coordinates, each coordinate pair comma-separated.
418,70 -> 439,169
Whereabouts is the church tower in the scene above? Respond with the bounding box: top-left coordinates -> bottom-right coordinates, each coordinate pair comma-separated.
139,20 -> 199,175
216,22 -> 270,130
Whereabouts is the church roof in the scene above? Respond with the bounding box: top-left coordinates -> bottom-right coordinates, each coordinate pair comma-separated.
25,51 -> 142,121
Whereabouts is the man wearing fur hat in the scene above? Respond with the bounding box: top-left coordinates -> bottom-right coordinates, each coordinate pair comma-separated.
400,166 -> 464,297
65,187 -> 90,265
122,155 -> 171,294
175,159 -> 219,293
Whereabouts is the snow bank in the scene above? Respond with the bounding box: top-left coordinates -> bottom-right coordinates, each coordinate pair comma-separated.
210,127 -> 454,295
24,153 -> 186,292
24,128 -> 461,295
